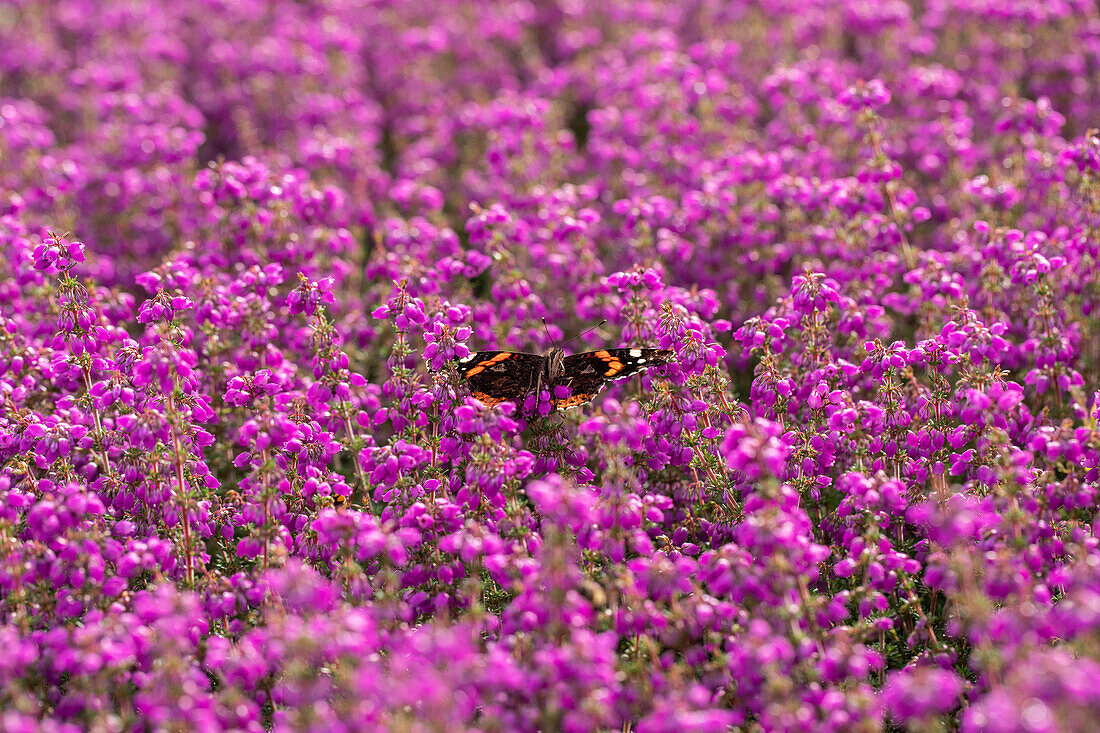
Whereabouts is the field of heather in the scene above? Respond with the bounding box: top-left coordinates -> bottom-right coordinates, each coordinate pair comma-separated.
4,1 -> 1100,731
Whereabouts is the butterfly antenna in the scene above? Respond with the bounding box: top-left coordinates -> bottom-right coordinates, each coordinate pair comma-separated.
562,320 -> 607,349
542,317 -> 558,348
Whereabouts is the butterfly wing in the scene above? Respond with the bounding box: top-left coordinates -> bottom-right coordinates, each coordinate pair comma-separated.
554,348 -> 673,410
458,351 -> 544,407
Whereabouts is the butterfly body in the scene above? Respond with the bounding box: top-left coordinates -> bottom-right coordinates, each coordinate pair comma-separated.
459,347 -> 673,410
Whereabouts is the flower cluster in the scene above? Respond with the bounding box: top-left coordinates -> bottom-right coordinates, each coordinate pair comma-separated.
3,1 -> 1100,730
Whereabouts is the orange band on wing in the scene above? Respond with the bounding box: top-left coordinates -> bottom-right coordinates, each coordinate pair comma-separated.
471,390 -> 508,407
464,352 -> 513,378
553,393 -> 598,410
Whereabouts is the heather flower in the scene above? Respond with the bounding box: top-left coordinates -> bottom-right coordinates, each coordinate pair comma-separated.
882,664 -> 965,724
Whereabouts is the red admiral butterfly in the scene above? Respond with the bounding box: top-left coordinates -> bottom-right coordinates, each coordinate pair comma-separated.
459,346 -> 673,410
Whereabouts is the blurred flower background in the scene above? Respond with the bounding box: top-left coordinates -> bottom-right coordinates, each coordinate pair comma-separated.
3,1 -> 1100,730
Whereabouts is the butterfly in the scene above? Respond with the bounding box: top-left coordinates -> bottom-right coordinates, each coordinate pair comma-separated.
458,346 -> 673,410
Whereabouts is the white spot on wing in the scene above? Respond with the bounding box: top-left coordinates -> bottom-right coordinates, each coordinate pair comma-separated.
629,349 -> 642,357
458,354 -> 476,363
